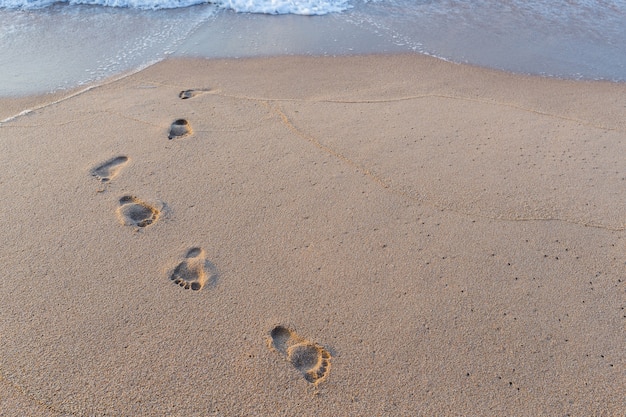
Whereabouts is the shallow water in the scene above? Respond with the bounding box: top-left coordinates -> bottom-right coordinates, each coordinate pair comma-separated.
346,0 -> 626,81
1,0 -> 625,96
0,5 -> 217,95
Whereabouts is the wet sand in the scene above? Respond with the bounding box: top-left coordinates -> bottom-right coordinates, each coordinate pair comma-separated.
0,54 -> 624,415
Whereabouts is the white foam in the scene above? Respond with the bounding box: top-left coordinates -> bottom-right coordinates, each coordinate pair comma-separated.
0,0 -> 208,9
0,0 -> 352,13
215,0 -> 351,15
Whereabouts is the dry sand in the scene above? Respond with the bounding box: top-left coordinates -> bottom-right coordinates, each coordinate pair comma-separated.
0,54 -> 624,416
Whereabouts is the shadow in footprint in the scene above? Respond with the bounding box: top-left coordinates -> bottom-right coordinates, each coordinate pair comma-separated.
270,326 -> 331,384
92,156 -> 129,182
168,119 -> 192,140
169,247 -> 218,291
116,195 -> 160,228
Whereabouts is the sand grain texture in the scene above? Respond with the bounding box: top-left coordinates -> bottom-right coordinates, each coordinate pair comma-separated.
0,55 -> 624,415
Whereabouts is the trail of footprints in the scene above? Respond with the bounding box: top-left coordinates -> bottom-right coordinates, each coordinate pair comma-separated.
89,88 -> 332,384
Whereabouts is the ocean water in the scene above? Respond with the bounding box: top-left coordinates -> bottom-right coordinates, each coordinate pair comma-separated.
1,0 -> 626,96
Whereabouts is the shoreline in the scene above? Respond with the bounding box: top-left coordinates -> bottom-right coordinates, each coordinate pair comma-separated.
3,51 -> 626,121
1,53 -> 624,415
4,53 -> 626,133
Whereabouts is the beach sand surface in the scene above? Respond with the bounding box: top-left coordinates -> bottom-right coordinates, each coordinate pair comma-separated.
0,54 -> 624,416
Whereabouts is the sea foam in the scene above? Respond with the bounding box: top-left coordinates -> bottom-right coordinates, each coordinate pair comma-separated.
0,0 -> 352,14
216,0 -> 351,15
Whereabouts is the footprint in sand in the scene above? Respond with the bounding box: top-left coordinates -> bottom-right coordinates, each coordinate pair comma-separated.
178,89 -> 209,100
270,325 -> 331,384
91,156 -> 129,182
168,119 -> 192,140
169,247 -> 216,291
116,195 -> 160,228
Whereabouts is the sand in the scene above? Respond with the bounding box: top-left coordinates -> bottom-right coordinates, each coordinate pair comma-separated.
0,54 -> 624,416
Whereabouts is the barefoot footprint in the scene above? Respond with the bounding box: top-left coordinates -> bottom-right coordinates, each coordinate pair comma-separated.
116,196 -> 160,228
270,326 -> 331,384
91,156 -> 129,182
178,88 -> 210,100
168,118 -> 192,139
169,247 -> 215,291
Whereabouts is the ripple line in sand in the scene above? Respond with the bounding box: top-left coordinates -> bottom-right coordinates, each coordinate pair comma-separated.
270,103 -> 624,232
